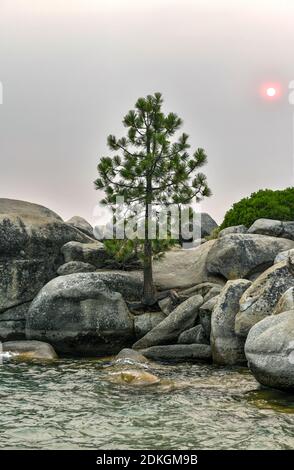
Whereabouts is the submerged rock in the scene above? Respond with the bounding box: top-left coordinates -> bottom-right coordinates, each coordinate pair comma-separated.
206,233 -> 294,281
26,274 -> 135,356
133,295 -> 203,350
236,259 -> 294,337
140,344 -> 212,362
114,348 -> 149,365
245,310 -> 294,390
109,369 -> 160,386
211,279 -> 251,365
2,340 -> 57,360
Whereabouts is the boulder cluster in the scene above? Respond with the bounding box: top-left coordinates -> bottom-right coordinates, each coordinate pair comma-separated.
1,199 -> 294,391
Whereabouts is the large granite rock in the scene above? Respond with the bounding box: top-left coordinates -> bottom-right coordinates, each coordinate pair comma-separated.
26,273 -> 135,356
180,212 -> 218,242
57,261 -> 96,275
153,241 -> 222,290
218,225 -> 247,237
134,312 -> 166,339
274,248 -> 294,264
206,233 -> 294,281
235,258 -> 294,337
66,216 -> 94,238
0,302 -> 30,341
211,279 -> 251,365
199,295 -> 219,339
248,218 -> 294,240
178,324 -> 209,345
0,198 -> 90,313
61,241 -> 108,268
114,348 -> 149,365
245,310 -> 294,390
273,287 -> 294,315
133,295 -> 203,350
93,271 -> 143,301
140,344 -> 212,362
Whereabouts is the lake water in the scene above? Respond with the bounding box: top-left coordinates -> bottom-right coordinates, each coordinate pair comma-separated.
0,357 -> 294,450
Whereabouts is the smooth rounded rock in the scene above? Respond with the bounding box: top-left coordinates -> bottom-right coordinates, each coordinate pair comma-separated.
245,310 -> 294,390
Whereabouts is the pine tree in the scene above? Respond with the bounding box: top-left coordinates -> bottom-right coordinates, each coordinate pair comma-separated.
95,92 -> 211,305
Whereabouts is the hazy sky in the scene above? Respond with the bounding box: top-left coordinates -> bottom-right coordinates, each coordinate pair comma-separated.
1,0 -> 294,225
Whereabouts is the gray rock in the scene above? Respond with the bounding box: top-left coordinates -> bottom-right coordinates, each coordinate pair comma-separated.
94,271 -> 143,301
203,285 -> 222,302
57,261 -> 96,275
158,296 -> 178,315
194,213 -> 218,238
274,248 -> 294,264
153,241 -> 223,290
273,287 -> 294,315
245,310 -> 294,390
2,340 -> 58,360
218,225 -> 247,237
236,259 -> 294,337
66,216 -> 94,238
199,296 -> 219,338
134,312 -> 166,339
26,273 -> 135,356
133,295 -> 203,350
0,302 -> 30,341
211,279 -> 251,365
206,233 -> 294,281
180,282 -> 224,298
248,218 -> 294,241
61,241 -> 108,268
0,198 -> 90,313
114,348 -> 149,365
282,222 -> 294,241
140,344 -> 212,362
248,219 -> 284,237
178,324 -> 209,345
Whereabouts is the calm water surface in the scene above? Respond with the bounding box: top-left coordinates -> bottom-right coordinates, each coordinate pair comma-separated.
0,357 -> 294,450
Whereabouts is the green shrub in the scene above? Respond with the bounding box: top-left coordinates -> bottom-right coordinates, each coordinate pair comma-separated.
220,188 -> 294,230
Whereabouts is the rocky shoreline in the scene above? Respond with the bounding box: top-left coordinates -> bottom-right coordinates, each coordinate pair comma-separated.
1,198 -> 294,391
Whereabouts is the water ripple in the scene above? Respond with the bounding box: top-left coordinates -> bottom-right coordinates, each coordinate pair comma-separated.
0,359 -> 294,449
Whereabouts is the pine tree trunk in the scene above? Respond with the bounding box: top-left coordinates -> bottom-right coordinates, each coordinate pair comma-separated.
143,237 -> 156,305
142,178 -> 156,305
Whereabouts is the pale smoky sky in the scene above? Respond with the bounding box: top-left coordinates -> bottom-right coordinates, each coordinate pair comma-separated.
1,0 -> 294,225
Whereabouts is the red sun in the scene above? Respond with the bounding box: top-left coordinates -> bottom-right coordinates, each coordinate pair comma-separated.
260,82 -> 282,100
